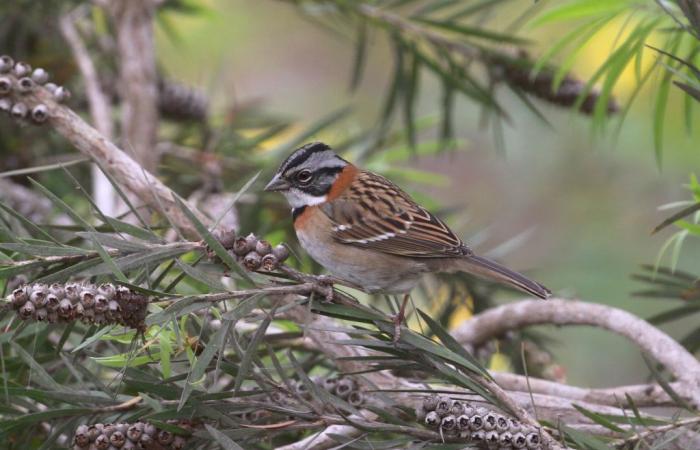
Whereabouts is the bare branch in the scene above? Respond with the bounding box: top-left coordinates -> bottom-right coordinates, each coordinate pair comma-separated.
105,0 -> 160,173
17,86 -> 211,238
491,372 -> 677,407
453,299 -> 700,407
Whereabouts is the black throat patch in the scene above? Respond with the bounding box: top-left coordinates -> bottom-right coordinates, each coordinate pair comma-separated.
292,205 -> 307,222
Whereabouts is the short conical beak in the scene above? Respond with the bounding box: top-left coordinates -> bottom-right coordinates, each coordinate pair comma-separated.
264,175 -> 290,192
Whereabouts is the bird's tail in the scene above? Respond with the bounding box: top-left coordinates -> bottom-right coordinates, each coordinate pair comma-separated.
457,255 -> 551,299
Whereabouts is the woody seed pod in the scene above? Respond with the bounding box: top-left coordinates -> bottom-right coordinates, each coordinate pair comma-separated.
11,102 -> 27,119
468,415 -> 484,431
58,299 -> 73,318
54,86 -> 70,102
49,283 -> 64,297
243,251 -> 261,271
483,412 -> 497,431
500,431 -> 514,446
44,82 -> 58,93
457,415 -> 470,430
440,415 -> 456,431
35,308 -> 48,321
29,289 -> 47,308
17,77 -> 35,94
471,430 -> 485,443
348,390 -> 364,406
508,418 -> 521,434
450,400 -> 464,416
215,229 -> 236,249
126,423 -> 143,441
272,244 -> 289,262
485,430 -> 500,446
157,430 -> 173,445
11,288 -> 27,307
31,104 -> 48,123
496,414 -> 509,432
232,237 -> 253,256
322,376 -> 338,392
0,77 -> 11,95
65,283 -> 80,301
335,377 -> 354,398
109,430 -> 126,447
526,432 -> 541,448
435,396 -> 451,417
0,98 -> 11,112
94,295 -> 108,313
74,425 -> 90,447
0,56 -> 13,73
423,394 -> 439,411
31,68 -> 49,85
424,411 -> 440,427
13,62 -> 31,77
94,434 -> 109,450
512,432 -> 527,448
260,253 -> 278,271
255,239 -> 272,256
171,436 -> 187,450
19,302 -> 35,319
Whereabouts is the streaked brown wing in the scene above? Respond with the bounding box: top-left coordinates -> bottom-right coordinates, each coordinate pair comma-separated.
321,171 -> 471,258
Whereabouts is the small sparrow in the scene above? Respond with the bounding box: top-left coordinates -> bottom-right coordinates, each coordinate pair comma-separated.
265,142 -> 550,336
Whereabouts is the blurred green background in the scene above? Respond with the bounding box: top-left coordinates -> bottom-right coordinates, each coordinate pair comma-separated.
155,0 -> 700,388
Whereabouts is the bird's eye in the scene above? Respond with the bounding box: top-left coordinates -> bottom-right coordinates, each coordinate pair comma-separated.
296,170 -> 313,184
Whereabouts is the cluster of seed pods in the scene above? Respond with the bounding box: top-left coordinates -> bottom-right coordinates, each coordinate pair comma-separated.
0,55 -> 70,124
213,229 -> 289,272
419,394 -> 542,449
72,419 -> 195,450
8,282 -> 148,331
295,375 -> 365,407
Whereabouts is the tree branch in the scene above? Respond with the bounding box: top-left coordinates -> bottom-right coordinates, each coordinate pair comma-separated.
106,0 -> 160,173
453,299 -> 700,407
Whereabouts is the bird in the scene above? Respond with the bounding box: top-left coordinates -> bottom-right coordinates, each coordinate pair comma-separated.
264,142 -> 550,338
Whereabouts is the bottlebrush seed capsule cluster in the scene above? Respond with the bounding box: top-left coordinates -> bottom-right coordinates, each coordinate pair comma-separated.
8,283 -> 148,331
296,375 -> 364,406
419,394 -> 542,449
212,229 -> 289,272
0,55 -> 71,125
72,419 -> 194,450
158,77 -> 208,122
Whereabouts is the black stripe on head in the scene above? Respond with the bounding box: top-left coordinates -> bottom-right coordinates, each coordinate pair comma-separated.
278,142 -> 332,174
302,166 -> 345,196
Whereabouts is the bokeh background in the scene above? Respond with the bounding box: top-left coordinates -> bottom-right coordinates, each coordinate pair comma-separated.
1,0 -> 684,386
154,0 -> 700,389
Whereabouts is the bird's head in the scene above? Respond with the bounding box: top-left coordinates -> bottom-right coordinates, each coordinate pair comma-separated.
264,142 -> 348,208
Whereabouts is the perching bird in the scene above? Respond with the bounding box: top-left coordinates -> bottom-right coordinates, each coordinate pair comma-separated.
265,142 -> 550,336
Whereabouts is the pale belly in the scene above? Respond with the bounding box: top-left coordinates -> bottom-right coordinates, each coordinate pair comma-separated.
296,228 -> 427,294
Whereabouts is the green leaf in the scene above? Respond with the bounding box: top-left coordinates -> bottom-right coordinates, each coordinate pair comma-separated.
173,196 -> 252,283
0,158 -> 88,178
11,343 -> 64,392
204,424 -> 245,450
416,18 -> 529,44
0,243 -> 89,257
233,314 -> 272,393
572,404 -> 625,432
417,309 -> 490,378
179,319 -> 232,409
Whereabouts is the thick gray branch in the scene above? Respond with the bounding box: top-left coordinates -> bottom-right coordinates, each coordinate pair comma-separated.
453,299 -> 700,407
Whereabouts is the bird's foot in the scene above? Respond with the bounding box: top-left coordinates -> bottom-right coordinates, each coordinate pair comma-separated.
391,311 -> 405,344
314,275 -> 335,303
